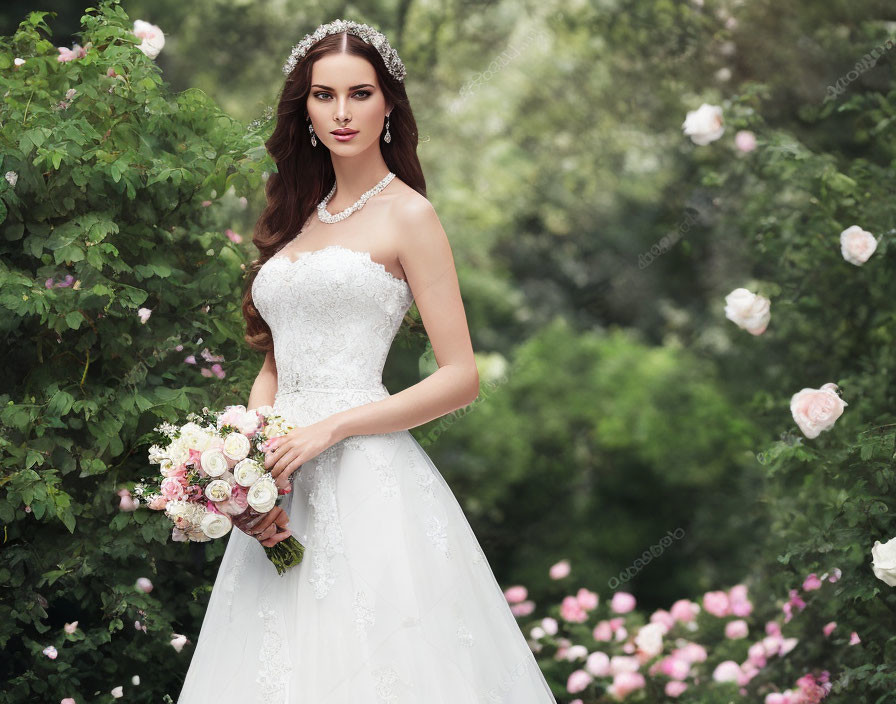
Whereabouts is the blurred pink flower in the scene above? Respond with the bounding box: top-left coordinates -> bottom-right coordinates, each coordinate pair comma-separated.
608,671 -> 646,699
135,577 -> 153,593
117,488 -> 137,511
560,595 -> 588,622
725,619 -> 749,639
666,681 -> 688,697
137,307 -> 152,324
849,631 -> 861,645
735,130 -> 757,152
802,573 -> 823,591
64,621 -> 78,634
170,633 -> 188,652
669,598 -> 698,622
61,699 -> 77,704
201,200 -> 212,207
42,645 -> 58,659
576,587 -> 599,611
510,600 -> 534,617
566,669 -> 593,694
823,621 -> 836,637
504,585 -> 527,604
828,568 -> 842,582
585,651 -> 610,677
593,620 -> 613,641
57,44 -> 87,62
210,363 -> 226,379
184,355 -> 197,364
225,228 -> 243,243
702,590 -> 730,617
650,608 -> 675,630
549,559 -> 571,579
610,591 -> 636,613
712,660 -> 741,682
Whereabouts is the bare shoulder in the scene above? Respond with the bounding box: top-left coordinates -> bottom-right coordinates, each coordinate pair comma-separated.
388,188 -> 450,258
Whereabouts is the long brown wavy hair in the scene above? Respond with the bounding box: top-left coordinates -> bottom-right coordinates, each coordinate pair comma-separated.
242,29 -> 427,353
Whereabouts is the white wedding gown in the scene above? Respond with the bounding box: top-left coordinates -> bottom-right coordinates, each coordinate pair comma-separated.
176,244 -> 557,704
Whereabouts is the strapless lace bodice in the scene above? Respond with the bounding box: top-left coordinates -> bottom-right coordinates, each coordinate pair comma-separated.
251,244 -> 414,426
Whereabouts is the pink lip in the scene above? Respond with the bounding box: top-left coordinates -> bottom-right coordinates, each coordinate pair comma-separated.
331,131 -> 358,142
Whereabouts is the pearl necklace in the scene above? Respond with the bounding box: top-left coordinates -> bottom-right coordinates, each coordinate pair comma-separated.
317,171 -> 396,224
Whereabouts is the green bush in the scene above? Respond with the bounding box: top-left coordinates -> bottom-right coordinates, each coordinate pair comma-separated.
0,2 -> 269,701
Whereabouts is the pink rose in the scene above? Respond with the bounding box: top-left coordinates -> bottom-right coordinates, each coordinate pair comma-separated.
576,588 -> 599,610
566,669 -> 593,694
549,559 -> 571,579
670,598 -> 699,622
148,495 -> 169,510
649,609 -> 675,630
790,383 -> 847,439
135,577 -> 153,593
725,619 -> 749,639
673,642 -> 707,663
510,600 -> 534,617
608,671 -> 646,699
610,591 -> 636,613
504,585 -> 528,604
734,130 -> 757,152
593,620 -> 613,641
724,288 -> 771,335
659,656 -> 690,680
665,681 -> 689,697
160,477 -> 185,500
712,660 -> 741,682
560,595 -> 588,623
702,590 -> 730,618
117,488 -> 137,511
57,44 -> 86,62
849,631 -> 860,645
802,573 -> 823,591
585,651 -> 610,677
64,621 -> 78,634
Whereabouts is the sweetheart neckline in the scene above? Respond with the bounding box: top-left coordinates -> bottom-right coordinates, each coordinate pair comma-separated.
268,244 -> 410,290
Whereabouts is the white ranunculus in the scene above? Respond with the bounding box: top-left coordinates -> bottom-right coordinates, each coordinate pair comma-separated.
222,431 -> 251,461
233,458 -> 265,487
200,510 -> 233,539
200,448 -> 229,478
871,536 -> 896,587
247,475 -> 278,513
790,382 -> 847,439
724,288 -> 771,335
133,20 -> 165,59
204,479 -> 233,503
840,225 -> 878,266
682,103 -> 725,145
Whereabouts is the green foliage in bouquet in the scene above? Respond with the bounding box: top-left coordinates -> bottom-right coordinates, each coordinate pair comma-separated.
0,2 -> 273,701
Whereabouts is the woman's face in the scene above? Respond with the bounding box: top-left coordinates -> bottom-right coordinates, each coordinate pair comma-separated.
306,52 -> 391,154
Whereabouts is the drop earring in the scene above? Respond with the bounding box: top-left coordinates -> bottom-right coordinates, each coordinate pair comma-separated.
383,114 -> 391,144
307,116 -> 317,147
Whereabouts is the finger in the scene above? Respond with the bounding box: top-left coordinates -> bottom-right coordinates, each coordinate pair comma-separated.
273,510 -> 290,530
261,527 -> 292,548
257,523 -> 276,541
247,509 -> 279,535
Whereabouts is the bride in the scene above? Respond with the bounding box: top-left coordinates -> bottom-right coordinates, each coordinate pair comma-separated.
176,18 -> 557,704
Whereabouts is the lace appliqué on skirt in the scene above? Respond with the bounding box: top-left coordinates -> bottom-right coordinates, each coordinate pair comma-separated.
307,446 -> 345,600
256,595 -> 292,702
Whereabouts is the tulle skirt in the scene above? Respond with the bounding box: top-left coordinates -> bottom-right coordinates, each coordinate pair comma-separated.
176,388 -> 557,704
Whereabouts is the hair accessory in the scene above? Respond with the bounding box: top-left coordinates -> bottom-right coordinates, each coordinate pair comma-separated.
282,18 -> 407,83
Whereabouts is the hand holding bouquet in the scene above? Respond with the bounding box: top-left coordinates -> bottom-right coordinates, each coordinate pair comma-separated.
136,404 -> 305,574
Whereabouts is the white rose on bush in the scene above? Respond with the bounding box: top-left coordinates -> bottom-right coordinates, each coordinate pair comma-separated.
133,20 -> 165,59
790,382 -> 847,439
724,288 -> 771,335
871,537 -> 896,587
839,225 -> 877,265
682,103 -> 725,145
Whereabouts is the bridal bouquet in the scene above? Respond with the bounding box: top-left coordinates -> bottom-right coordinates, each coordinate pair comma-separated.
136,404 -> 305,575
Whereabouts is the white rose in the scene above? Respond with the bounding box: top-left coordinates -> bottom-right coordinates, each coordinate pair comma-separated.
724,288 -> 771,335
222,432 -> 251,461
159,457 -> 176,476
200,448 -> 229,478
871,536 -> 896,587
200,510 -> 233,539
133,20 -> 165,59
247,474 -> 278,513
204,479 -> 233,503
840,225 -> 877,266
235,410 -> 261,435
634,622 -> 665,658
233,458 -> 265,487
682,103 -> 725,145
790,382 -> 847,439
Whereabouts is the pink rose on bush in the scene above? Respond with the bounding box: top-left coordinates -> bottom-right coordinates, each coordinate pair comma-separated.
566,669 -> 593,694
549,559 -> 571,579
702,590 -> 730,617
611,591 -> 636,613
665,680 -> 689,697
585,651 -> 611,677
670,598 -> 699,622
790,383 -> 847,439
593,620 -> 613,641
504,585 -> 528,604
725,619 -> 749,639
576,587 -> 599,610
712,660 -> 741,682
802,573 -> 823,591
560,595 -> 588,623
510,600 -> 535,617
608,671 -> 646,699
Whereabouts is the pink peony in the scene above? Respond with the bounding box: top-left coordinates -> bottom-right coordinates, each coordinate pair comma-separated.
610,591 -> 636,614
160,477 -> 186,500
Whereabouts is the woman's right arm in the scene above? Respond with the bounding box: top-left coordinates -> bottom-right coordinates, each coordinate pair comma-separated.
247,350 -> 278,411
238,350 -> 291,546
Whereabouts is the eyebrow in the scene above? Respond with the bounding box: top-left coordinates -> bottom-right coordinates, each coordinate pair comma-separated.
310,83 -> 375,90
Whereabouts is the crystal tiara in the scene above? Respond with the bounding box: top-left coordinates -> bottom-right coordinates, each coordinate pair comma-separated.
282,18 -> 407,83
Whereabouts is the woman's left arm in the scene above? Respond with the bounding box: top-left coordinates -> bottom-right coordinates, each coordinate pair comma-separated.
266,198 -> 480,487
331,196 -> 480,437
